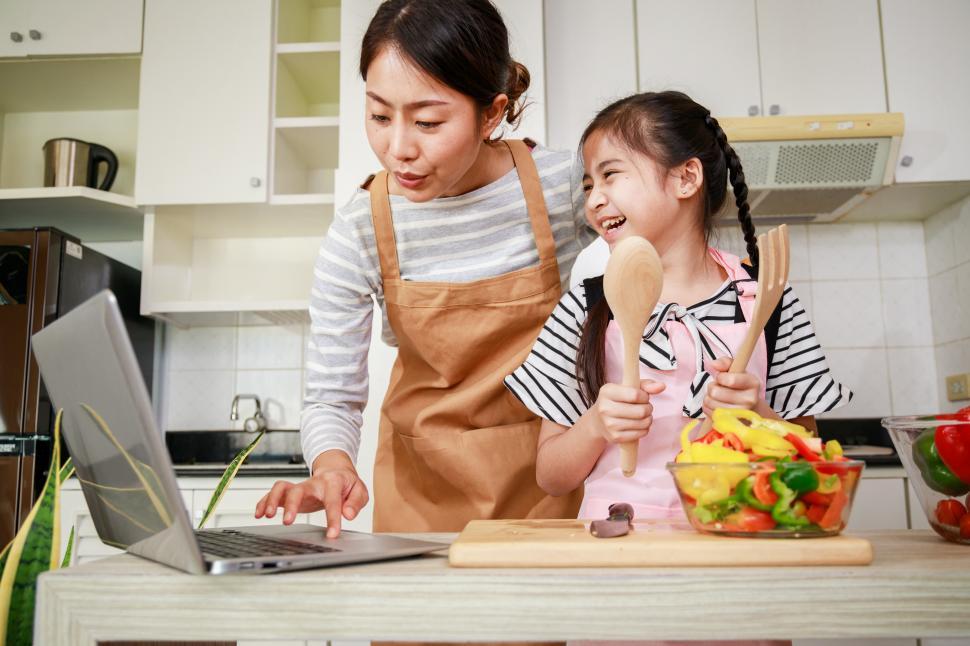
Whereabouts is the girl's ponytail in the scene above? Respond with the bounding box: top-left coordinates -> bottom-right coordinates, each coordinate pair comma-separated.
704,113 -> 759,267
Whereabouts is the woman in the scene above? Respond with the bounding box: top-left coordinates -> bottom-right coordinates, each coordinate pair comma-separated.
256,0 -> 592,535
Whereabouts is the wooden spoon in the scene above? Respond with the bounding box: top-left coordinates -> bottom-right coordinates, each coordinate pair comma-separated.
603,236 -> 664,477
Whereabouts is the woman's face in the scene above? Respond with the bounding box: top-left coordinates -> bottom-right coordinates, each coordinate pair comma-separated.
364,47 -> 492,201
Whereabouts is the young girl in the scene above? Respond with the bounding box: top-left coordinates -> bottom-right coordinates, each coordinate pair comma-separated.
256,0 -> 591,536
506,91 -> 852,522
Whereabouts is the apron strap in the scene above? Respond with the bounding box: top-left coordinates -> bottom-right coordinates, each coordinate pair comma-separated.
504,139 -> 557,265
368,139 -> 557,281
368,171 -> 401,280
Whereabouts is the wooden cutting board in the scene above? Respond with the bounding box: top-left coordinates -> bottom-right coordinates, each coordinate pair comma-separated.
448,519 -> 873,567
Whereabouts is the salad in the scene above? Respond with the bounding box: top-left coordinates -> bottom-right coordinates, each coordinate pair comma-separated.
667,409 -> 863,537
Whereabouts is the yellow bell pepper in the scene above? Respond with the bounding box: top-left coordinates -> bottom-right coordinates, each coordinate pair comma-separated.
675,420 -> 750,504
711,409 -> 798,458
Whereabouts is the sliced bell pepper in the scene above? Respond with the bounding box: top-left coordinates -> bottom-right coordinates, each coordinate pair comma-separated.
769,471 -> 811,528
912,429 -> 970,496
776,460 -> 820,493
753,469 -> 779,507
711,409 -> 796,458
815,472 -> 842,494
935,424 -> 970,485
822,439 -> 843,461
785,433 -> 822,462
736,475 -> 772,511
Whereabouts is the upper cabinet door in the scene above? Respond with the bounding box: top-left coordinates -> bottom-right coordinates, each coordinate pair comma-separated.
0,1 -> 30,57
757,0 -> 886,115
545,0 -> 638,150
135,0 -> 271,205
637,0 -> 762,118
22,0 -> 143,57
882,0 -> 970,183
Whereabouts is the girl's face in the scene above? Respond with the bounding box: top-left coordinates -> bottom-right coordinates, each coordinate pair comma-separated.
364,47 -> 502,201
581,130 -> 700,250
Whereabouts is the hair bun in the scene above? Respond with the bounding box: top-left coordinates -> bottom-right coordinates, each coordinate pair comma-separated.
504,60 -> 531,126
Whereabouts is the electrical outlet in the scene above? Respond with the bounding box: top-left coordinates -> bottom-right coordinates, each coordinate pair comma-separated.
946,373 -> 970,402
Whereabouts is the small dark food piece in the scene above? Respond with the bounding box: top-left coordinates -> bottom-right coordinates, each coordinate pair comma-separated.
590,502 -> 635,538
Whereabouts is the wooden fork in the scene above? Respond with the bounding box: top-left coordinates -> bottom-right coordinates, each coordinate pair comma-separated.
697,224 -> 790,435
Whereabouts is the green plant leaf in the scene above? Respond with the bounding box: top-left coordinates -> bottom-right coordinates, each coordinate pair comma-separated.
198,431 -> 265,529
0,409 -> 64,646
60,526 -> 75,569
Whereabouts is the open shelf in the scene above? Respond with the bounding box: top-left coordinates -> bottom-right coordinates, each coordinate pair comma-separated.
272,118 -> 338,201
0,187 -> 143,242
142,202 -> 329,326
276,49 -> 340,118
277,0 -> 340,44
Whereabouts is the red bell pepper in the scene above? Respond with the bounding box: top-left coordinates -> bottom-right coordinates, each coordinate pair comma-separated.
819,487 -> 848,530
785,433 -> 821,462
935,424 -> 970,485
753,470 -> 779,507
722,432 -> 744,452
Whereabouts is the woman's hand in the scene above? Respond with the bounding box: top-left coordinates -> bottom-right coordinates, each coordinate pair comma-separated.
254,450 -> 369,538
592,379 -> 666,444
703,356 -> 777,419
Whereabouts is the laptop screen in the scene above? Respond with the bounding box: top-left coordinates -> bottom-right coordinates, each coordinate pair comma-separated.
31,290 -> 199,568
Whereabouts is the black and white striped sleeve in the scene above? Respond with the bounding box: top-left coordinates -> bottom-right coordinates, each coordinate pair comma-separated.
766,285 -> 853,419
504,284 -> 591,427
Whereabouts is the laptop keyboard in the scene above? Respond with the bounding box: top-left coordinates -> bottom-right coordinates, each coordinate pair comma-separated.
196,528 -> 339,559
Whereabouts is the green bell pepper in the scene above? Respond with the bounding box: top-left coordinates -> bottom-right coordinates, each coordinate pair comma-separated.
912,429 -> 970,496
776,460 -> 819,494
769,471 -> 810,528
736,475 -> 772,511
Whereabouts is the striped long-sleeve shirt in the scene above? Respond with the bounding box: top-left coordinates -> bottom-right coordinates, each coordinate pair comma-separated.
301,144 -> 596,468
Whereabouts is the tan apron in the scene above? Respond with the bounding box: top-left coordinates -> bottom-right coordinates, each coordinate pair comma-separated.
369,139 -> 583,533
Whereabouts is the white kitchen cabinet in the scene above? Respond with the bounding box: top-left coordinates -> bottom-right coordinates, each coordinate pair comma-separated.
845,473 -> 910,530
134,0 -> 272,205
544,0 -> 638,150
0,0 -> 142,58
636,0 -> 885,117
881,0 -> 970,183
637,0 -> 762,118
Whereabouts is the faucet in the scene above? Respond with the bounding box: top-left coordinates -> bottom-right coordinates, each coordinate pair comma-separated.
230,394 -> 267,433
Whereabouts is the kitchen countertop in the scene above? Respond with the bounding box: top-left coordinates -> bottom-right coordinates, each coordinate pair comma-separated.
36,530 -> 970,644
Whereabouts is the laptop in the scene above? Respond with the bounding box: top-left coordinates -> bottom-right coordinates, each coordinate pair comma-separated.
31,290 -> 446,575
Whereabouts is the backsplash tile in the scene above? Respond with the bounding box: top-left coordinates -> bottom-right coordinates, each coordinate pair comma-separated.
923,200 -> 958,277
821,348 -> 891,418
878,222 -> 927,279
887,347 -> 940,416
808,223 -> 879,281
881,278 -> 934,347
167,326 -> 236,371
165,370 -> 236,431
237,324 -> 303,370
810,279 -> 885,349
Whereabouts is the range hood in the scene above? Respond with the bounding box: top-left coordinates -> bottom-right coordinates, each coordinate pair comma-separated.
720,113 -> 904,223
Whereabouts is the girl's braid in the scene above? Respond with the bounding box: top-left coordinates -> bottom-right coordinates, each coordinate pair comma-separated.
704,113 -> 758,266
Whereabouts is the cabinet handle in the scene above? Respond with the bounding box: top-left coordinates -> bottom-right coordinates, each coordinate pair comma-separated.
28,29 -> 42,41
900,155 -> 913,167
748,105 -> 759,116
10,31 -> 23,43
769,104 -> 781,116
250,177 -> 262,188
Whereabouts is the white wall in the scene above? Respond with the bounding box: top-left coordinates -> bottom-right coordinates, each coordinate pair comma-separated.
925,195 -> 970,413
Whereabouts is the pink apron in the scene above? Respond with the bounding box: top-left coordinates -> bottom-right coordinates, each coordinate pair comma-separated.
578,249 -> 769,521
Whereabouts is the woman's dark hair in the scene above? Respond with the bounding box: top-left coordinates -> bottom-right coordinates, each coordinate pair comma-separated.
575,90 -> 756,404
359,0 -> 530,129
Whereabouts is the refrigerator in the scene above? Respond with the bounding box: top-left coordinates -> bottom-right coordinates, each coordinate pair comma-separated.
0,227 -> 155,548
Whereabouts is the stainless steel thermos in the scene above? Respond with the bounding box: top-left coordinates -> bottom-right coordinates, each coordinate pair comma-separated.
43,138 -> 118,191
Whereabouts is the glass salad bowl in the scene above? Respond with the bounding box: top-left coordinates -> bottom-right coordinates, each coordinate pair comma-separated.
666,459 -> 865,538
882,414 -> 970,545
